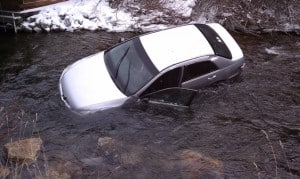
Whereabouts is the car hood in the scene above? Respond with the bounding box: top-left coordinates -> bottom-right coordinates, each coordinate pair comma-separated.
59,51 -> 127,111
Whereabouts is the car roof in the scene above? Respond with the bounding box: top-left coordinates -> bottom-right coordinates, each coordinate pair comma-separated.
139,24 -> 214,71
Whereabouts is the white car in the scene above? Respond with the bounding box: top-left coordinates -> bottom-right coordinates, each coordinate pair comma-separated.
59,23 -> 244,113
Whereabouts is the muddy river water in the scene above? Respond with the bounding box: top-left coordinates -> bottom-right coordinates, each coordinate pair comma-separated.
0,31 -> 299,178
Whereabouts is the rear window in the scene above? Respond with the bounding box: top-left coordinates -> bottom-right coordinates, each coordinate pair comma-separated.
195,24 -> 232,59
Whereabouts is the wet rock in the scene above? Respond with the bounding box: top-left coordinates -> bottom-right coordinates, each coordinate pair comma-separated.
179,150 -> 224,178
97,137 -> 118,156
98,137 -> 115,147
120,146 -> 143,165
97,137 -> 144,166
80,157 -> 104,166
43,170 -> 71,179
4,138 -> 43,163
36,160 -> 81,179
0,166 -> 10,178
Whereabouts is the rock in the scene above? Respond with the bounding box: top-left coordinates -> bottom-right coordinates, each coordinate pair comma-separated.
80,157 -> 104,166
27,16 -> 37,23
45,170 -> 70,179
44,27 -> 51,32
97,137 -> 143,165
179,149 -> 224,178
20,22 -> 33,32
4,138 -> 43,163
0,166 -> 10,178
33,27 -> 42,33
97,137 -> 115,147
36,160 -> 81,179
39,18 -> 51,30
28,22 -> 36,28
36,170 -> 71,179
66,27 -> 74,32
120,146 -> 143,165
64,16 -> 72,27
97,137 -> 118,158
51,25 -> 60,31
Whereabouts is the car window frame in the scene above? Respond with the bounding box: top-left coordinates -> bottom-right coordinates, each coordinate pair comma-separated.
139,67 -> 183,97
182,60 -> 219,83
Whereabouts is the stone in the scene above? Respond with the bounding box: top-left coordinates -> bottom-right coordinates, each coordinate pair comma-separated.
179,149 -> 224,178
33,27 -> 42,33
28,22 -> 36,28
27,16 -> 37,23
39,18 -> 52,30
80,157 -> 104,166
36,160 -> 81,179
97,137 -> 118,157
97,137 -> 115,147
21,22 -> 33,32
64,17 -> 72,27
4,138 -> 43,163
0,166 -> 10,178
43,170 -> 71,179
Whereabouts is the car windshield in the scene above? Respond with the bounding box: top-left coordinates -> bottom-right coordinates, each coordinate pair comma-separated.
104,38 -> 159,96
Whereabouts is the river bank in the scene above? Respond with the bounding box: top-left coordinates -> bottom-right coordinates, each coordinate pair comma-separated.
15,0 -> 300,34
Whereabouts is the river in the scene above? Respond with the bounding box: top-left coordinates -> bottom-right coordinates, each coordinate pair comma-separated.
0,31 -> 299,178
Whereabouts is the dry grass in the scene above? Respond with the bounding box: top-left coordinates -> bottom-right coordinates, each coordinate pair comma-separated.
0,105 -> 48,178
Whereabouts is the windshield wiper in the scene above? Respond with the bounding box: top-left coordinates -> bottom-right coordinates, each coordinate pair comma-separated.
114,47 -> 130,78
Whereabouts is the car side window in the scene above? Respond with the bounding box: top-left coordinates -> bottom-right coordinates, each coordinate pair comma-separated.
182,61 -> 218,82
141,67 -> 182,96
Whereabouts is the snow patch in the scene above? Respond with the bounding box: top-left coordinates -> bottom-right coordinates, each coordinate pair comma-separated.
161,0 -> 196,17
20,0 -> 200,32
21,0 -> 138,32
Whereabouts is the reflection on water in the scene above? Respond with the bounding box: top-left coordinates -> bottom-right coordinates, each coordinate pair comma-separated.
0,31 -> 299,178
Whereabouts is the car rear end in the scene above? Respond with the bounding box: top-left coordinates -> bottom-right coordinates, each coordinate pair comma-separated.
206,23 -> 244,62
196,23 -> 245,78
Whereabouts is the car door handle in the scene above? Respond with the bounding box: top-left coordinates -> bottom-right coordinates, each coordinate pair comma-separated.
208,75 -> 216,80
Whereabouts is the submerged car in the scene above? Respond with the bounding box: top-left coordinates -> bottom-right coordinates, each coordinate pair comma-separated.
59,23 -> 245,112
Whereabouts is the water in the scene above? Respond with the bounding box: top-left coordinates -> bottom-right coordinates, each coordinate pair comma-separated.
0,31 -> 299,178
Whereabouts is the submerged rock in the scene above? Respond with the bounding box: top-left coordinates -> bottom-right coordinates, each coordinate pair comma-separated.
179,149 -> 224,178
4,138 -> 43,163
40,160 -> 82,179
0,166 -> 10,178
42,170 -> 71,179
97,136 -> 115,147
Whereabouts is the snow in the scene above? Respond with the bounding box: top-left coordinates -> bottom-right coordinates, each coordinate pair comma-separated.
161,0 -> 196,17
20,0 -> 197,32
19,0 -> 300,33
265,47 -> 282,55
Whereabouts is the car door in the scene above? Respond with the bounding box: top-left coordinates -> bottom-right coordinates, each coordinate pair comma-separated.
141,88 -> 197,107
181,61 -> 219,89
139,67 -> 198,107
